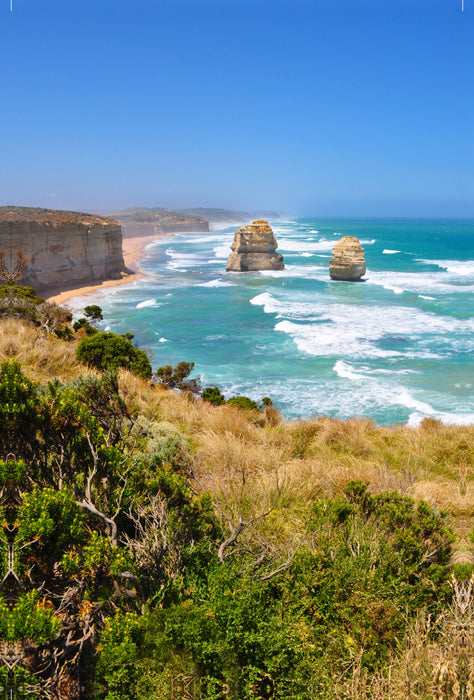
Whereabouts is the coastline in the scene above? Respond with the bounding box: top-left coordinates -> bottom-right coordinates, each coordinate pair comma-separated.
45,232 -> 169,305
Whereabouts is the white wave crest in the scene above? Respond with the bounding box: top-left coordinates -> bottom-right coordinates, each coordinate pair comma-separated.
383,249 -> 401,254
419,259 -> 474,276
333,360 -> 366,381
198,279 -> 233,288
213,244 -> 232,259
408,411 -> 474,428
367,269 -> 474,295
136,299 -> 159,309
278,238 -> 334,253
166,248 -> 215,270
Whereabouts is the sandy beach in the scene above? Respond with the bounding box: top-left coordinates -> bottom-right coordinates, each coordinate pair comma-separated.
45,233 -> 166,305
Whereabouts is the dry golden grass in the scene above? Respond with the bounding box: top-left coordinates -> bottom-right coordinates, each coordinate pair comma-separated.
114,362 -> 474,523
5,317 -> 473,558
0,318 -> 90,382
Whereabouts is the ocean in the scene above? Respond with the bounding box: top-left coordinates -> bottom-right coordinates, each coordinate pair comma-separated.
73,218 -> 474,427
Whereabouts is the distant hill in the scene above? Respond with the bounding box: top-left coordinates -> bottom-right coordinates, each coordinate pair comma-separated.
103,207 -> 282,234
103,207 -> 210,238
180,208 -> 280,224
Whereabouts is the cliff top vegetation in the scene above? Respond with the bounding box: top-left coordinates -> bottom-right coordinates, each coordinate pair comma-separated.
0,284 -> 472,699
0,206 -> 116,227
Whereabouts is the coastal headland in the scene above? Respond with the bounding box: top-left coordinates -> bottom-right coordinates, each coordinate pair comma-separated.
0,206 -> 126,301
0,205 -> 230,305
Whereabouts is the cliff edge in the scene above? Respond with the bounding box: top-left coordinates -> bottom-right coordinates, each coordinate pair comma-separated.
0,206 -> 125,290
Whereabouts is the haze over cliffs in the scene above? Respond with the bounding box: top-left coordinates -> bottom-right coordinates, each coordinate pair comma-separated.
103,207 -> 210,238
104,206 -> 281,235
0,206 -> 125,290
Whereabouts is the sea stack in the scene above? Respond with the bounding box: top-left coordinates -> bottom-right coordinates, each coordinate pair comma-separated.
226,220 -> 284,272
329,236 -> 366,281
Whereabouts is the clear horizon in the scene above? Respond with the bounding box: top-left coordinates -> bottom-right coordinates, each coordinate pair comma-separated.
1,0 -> 473,218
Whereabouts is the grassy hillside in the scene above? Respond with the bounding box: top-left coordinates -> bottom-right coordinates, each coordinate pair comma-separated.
0,300 -> 472,699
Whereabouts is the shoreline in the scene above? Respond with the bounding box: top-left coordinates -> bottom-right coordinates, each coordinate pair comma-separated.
45,232 -> 173,305
44,221 -> 240,306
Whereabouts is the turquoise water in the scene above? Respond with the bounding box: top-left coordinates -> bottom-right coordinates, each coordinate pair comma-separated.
73,218 -> 474,426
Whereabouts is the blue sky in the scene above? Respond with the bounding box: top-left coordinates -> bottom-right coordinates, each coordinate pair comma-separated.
1,0 -> 472,216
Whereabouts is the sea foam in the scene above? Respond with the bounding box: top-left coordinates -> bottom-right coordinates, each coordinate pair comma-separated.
136,299 -> 159,309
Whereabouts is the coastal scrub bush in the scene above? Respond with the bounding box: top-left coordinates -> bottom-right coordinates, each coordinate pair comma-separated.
73,317 -> 98,335
201,386 -> 226,405
226,396 -> 260,411
0,281 -> 44,304
76,332 -> 152,379
73,304 -> 104,335
84,304 -> 103,323
155,361 -> 201,393
0,282 -> 72,335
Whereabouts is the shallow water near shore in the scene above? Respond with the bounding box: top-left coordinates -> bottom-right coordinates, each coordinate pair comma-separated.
75,218 -> 474,426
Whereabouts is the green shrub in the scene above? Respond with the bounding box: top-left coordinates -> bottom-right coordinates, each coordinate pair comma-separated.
201,386 -> 226,405
226,396 -> 259,411
76,332 -> 152,379
73,317 -> 99,335
84,304 -> 104,322
155,361 -> 201,393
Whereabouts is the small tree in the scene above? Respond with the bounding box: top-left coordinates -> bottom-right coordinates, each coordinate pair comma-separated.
84,305 -> 103,323
155,361 -> 201,393
76,332 -> 152,379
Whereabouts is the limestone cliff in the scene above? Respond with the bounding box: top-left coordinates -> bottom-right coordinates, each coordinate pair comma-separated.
0,207 -> 125,290
226,220 -> 284,272
329,236 -> 366,281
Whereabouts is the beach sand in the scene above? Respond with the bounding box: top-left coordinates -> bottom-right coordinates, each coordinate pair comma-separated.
45,233 -> 164,305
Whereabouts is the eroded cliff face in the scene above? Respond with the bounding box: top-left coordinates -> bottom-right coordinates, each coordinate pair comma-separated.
329,236 -> 366,281
226,220 -> 284,272
0,207 -> 125,290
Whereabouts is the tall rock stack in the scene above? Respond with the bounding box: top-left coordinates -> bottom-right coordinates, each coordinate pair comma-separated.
226,220 -> 284,272
329,236 -> 366,281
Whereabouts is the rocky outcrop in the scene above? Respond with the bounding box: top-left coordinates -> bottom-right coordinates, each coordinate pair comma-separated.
0,206 -> 125,290
329,236 -> 366,281
226,220 -> 284,272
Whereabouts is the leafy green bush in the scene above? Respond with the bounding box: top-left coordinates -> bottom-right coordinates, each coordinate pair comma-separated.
226,396 -> 259,411
76,332 -> 152,379
0,591 -> 61,644
0,281 -> 44,304
84,304 -> 104,322
73,317 -> 99,335
201,386 -> 226,405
